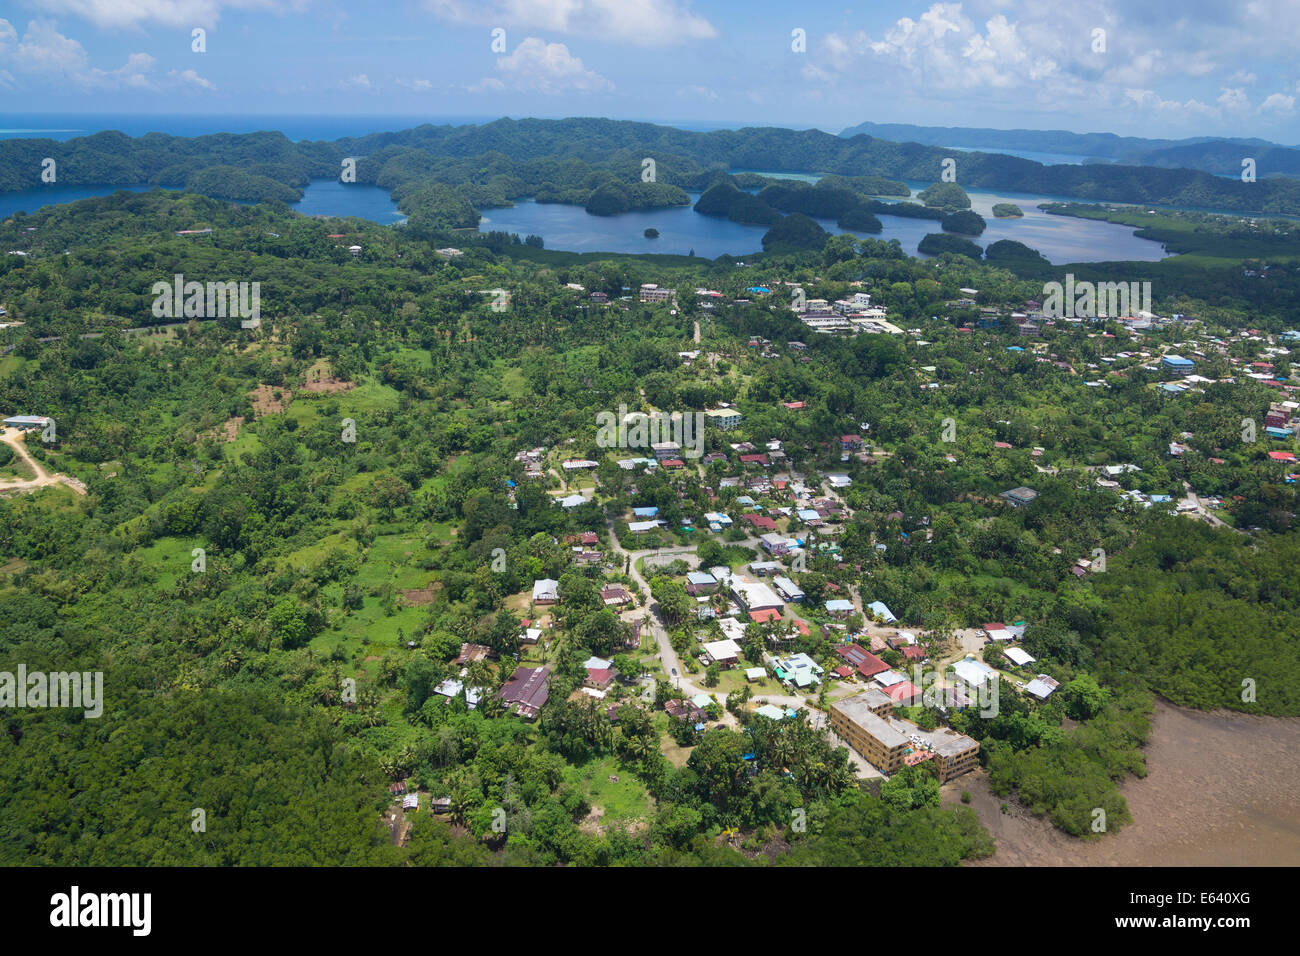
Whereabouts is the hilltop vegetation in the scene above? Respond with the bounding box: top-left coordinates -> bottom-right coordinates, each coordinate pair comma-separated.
0,188 -> 1298,864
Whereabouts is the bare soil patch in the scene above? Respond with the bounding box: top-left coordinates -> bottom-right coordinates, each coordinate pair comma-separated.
249,384 -> 290,417
400,583 -> 441,606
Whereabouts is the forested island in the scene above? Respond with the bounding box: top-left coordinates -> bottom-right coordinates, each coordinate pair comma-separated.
5,117 -> 1300,232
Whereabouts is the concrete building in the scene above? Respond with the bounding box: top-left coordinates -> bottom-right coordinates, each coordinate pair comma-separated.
705,408 -> 742,430
830,692 -> 980,782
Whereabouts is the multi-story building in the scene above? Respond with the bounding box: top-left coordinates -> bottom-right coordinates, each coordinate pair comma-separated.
705,408 -> 742,430
830,691 -> 980,782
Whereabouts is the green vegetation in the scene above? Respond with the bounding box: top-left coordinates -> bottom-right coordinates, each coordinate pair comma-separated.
918,182 -> 972,210
992,203 -> 1024,218
941,209 -> 987,236
0,178 -> 1297,865
917,232 -> 983,258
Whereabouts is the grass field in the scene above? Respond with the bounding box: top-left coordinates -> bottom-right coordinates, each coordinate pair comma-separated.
566,755 -> 653,827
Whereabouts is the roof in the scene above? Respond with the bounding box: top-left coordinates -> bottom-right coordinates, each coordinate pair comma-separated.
754,704 -> 786,720
835,644 -> 889,679
772,576 -> 804,596
831,697 -> 909,747
703,638 -> 742,661
532,578 -> 559,602
953,658 -> 997,687
1004,647 -> 1036,666
499,665 -> 552,713
825,598 -> 855,613
868,600 -> 896,622
1024,674 -> 1060,699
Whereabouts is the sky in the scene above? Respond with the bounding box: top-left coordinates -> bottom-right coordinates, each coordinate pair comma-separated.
1,0 -> 1299,143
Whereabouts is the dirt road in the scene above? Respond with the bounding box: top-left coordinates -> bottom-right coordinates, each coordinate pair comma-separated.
0,427 -> 87,497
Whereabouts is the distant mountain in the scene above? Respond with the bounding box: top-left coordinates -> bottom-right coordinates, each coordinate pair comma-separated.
838,121 -> 1300,177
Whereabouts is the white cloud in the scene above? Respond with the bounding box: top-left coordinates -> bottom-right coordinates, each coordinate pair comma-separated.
427,0 -> 715,47
1258,92 -> 1296,116
37,1 -> 289,28
169,67 -> 216,90
1217,86 -> 1250,113
1124,88 -> 1218,120
342,73 -> 371,89
677,84 -> 716,101
0,18 -> 204,90
471,37 -> 611,94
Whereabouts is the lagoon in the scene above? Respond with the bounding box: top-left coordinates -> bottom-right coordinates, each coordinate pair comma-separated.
478,184 -> 1173,265
0,179 -> 404,224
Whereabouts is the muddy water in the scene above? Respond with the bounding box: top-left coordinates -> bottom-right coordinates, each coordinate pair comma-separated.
948,700 -> 1300,866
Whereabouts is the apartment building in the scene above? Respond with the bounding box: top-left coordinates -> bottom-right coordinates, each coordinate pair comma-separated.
830,691 -> 980,783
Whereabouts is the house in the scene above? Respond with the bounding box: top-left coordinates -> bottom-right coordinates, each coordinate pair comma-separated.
650,441 -> 681,460
748,560 -> 781,576
884,681 -> 922,706
744,514 -> 778,532
730,579 -> 784,614
702,638 -> 742,668
1162,354 -> 1195,371
825,598 -> 855,617
639,283 -> 672,303
759,532 -> 793,555
983,622 -> 1013,642
772,576 -> 805,603
499,666 -> 552,719
686,571 -> 718,595
952,658 -> 997,689
1005,647 -> 1036,667
532,579 -> 560,605
558,494 -> 587,509
519,627 -> 542,645
628,519 -> 665,533
744,666 -> 767,682
826,474 -> 852,489
772,652 -> 823,688
705,408 -> 742,430
867,601 -> 896,624
433,678 -> 484,709
754,704 -> 787,720
840,434 -> 863,451
452,643 -> 495,665
703,511 -> 733,529
600,584 -> 633,607
3,415 -> 51,431
834,644 -> 890,680
584,667 -> 616,691
665,699 -> 706,722
1023,674 -> 1060,699
1001,486 -> 1039,508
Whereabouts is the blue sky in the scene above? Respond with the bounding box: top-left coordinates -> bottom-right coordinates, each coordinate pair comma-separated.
2,0 -> 1299,142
